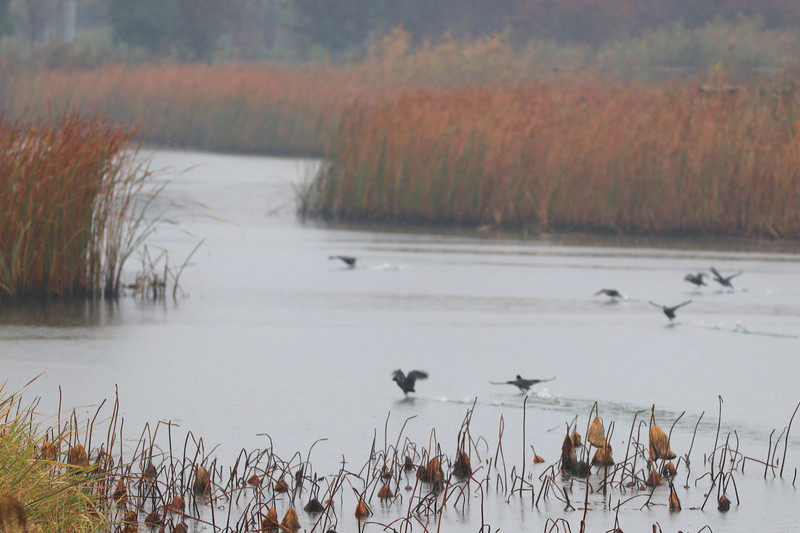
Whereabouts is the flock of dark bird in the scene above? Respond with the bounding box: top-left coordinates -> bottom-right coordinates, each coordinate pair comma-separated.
392,369 -> 556,397
596,265 -> 743,321
330,256 -> 742,397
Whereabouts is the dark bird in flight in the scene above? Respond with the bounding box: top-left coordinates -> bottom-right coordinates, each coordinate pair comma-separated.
490,375 -> 556,393
595,289 -> 623,300
329,255 -> 357,267
392,370 -> 428,396
684,272 -> 707,287
649,300 -> 692,321
710,266 -> 742,289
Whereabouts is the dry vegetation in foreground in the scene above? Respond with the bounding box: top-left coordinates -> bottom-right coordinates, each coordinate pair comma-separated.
0,114 -> 153,298
1,388 -> 798,533
307,74 -> 800,238
0,389 -> 110,533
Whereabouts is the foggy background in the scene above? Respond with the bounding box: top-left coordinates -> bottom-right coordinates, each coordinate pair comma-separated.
1,0 -> 798,68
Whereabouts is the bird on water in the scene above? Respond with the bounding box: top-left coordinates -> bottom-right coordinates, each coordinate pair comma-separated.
595,289 -> 623,300
491,375 -> 556,393
329,255 -> 357,267
392,370 -> 428,396
649,300 -> 692,321
684,272 -> 707,287
710,266 -> 742,289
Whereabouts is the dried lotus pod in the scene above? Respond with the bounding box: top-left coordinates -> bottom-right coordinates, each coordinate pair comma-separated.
274,479 -> 289,493
668,484 -> 681,512
355,500 -> 371,520
167,495 -> 185,512
281,508 -> 300,531
591,444 -> 614,467
68,443 -> 89,468
662,461 -> 677,477
418,457 -> 444,485
649,424 -> 676,461
718,494 -> 731,512
533,454 -> 545,464
561,433 -> 577,474
574,460 -> 590,477
143,462 -> 158,483
144,509 -> 163,528
452,451 -> 471,478
303,498 -> 324,513
193,466 -> 211,496
122,510 -> 137,526
0,495 -> 27,533
587,416 -> 607,448
112,477 -> 127,504
39,440 -> 59,461
261,508 -> 279,531
377,484 -> 394,500
645,467 -> 662,487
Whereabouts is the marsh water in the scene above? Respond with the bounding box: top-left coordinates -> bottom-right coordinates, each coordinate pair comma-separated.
3,150 -> 800,532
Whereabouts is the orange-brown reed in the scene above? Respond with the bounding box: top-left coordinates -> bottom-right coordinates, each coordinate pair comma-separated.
0,113 -> 148,298
311,75 -> 800,238
0,31 -> 559,158
2,63 -> 362,156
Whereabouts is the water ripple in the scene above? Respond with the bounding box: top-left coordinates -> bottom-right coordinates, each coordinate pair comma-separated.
697,321 -> 799,339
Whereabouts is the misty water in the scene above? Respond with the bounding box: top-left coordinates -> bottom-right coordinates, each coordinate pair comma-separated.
3,150 -> 800,532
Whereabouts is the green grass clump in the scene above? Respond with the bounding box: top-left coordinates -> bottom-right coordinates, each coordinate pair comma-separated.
0,394 -> 109,533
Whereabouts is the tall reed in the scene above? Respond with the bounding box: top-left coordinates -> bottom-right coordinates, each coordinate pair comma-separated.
309,75 -> 800,238
1,21 -> 796,158
0,113 -> 151,298
1,64 -> 363,156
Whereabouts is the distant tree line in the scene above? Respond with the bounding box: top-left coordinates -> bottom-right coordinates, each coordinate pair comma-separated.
1,0 -> 799,61
292,0 -> 800,50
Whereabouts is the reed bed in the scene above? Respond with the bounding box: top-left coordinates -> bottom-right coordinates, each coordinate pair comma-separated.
0,113 -> 152,298
3,384 -> 797,533
0,32 -> 540,158
308,75 -> 800,238
1,63 -> 368,157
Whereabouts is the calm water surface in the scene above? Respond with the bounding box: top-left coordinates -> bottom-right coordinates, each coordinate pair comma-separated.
2,150 -> 800,532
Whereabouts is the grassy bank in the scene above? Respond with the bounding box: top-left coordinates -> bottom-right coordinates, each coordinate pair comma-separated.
306,75 -> 800,238
0,391 -> 109,533
0,113 -> 151,298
